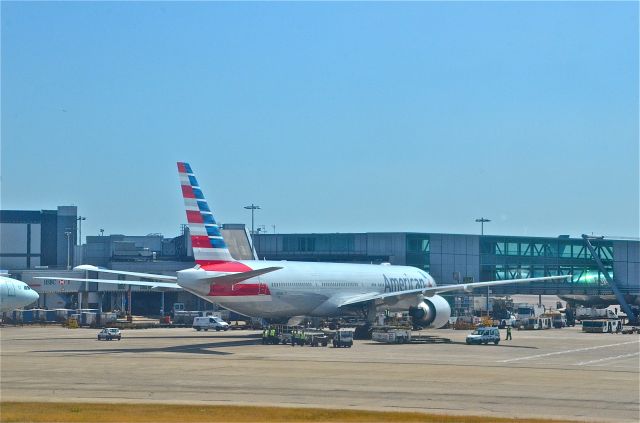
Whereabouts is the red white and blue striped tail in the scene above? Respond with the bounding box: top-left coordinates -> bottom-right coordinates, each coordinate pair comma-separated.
177,162 -> 234,265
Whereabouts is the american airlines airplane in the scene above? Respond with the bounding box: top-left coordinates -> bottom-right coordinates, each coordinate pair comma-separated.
0,275 -> 39,313
41,162 -> 569,328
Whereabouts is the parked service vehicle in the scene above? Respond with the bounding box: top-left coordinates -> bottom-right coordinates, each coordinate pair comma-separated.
576,307 -> 617,321
97,328 -> 122,341
548,313 -> 567,328
497,314 -> 517,328
582,319 -> 621,333
519,316 -> 552,330
371,328 -> 412,344
466,327 -> 500,345
333,328 -> 354,348
305,331 -> 330,347
193,316 -> 230,331
516,304 -> 545,320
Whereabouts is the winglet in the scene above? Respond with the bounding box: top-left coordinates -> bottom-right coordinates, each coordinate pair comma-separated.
74,265 -> 101,272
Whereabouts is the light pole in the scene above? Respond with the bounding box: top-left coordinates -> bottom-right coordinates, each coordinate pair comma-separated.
475,217 -> 491,317
77,216 -> 86,246
64,231 -> 72,270
244,204 -> 261,235
475,217 -> 491,235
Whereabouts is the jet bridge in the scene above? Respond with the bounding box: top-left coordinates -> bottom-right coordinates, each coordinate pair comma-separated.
582,235 -> 638,325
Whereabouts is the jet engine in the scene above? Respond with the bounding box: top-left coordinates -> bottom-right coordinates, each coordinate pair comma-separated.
408,295 -> 451,329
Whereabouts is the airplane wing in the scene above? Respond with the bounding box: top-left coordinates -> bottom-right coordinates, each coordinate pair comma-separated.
34,277 -> 181,289
73,265 -> 178,281
339,275 -> 571,307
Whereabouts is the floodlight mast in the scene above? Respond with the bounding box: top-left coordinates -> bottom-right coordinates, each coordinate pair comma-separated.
475,218 -> 490,235
244,204 -> 261,235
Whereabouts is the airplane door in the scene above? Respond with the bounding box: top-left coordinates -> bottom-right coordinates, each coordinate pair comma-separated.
256,276 -> 268,295
8,281 -> 16,297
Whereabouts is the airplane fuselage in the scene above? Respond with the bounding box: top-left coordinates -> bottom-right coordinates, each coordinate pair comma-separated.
178,260 -> 435,318
0,276 -> 39,313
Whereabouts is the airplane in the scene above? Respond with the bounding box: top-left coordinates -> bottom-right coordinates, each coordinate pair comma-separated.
0,275 -> 39,313
37,162 -> 571,328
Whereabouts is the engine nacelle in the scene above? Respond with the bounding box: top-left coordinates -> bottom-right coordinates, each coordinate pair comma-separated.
408,295 -> 452,329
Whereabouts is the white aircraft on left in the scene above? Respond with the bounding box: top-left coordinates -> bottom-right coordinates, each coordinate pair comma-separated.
0,275 -> 39,312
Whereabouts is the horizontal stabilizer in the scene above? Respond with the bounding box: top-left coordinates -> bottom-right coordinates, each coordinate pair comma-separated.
203,266 -> 282,285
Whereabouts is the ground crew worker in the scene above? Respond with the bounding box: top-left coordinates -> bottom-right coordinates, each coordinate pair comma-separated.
291,330 -> 297,347
506,326 -> 512,340
262,328 -> 268,345
299,330 -> 305,346
269,327 -> 276,344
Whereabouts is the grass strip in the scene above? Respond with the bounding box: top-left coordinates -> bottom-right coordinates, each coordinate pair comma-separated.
0,402 -> 580,423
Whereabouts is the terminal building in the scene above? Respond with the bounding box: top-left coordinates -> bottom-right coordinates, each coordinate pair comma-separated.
2,206 -> 639,316
252,233 -> 639,297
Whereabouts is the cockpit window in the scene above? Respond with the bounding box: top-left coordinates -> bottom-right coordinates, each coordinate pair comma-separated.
23,286 -> 30,290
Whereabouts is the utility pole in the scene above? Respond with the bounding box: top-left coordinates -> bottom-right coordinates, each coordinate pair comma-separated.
475,217 -> 491,236
244,204 -> 261,235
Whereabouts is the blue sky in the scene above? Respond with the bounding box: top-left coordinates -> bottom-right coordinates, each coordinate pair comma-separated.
2,1 -> 638,240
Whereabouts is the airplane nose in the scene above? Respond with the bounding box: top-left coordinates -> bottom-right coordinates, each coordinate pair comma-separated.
30,290 -> 40,303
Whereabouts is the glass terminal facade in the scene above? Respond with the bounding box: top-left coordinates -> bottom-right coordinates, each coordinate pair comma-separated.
254,233 -> 638,296
479,236 -> 616,295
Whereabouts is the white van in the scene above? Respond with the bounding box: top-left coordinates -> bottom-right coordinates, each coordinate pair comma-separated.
193,316 -> 229,331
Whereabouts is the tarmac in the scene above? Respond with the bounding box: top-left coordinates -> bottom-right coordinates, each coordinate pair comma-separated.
1,325 -> 638,422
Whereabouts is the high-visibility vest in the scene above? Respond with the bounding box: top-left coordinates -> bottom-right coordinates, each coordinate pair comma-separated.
270,329 -> 276,336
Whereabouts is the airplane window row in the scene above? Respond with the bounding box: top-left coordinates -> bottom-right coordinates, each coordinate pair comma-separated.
272,282 -> 312,288
321,282 -> 358,288
271,282 -> 359,288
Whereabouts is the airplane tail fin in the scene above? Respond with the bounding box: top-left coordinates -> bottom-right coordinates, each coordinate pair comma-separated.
177,162 -> 234,265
